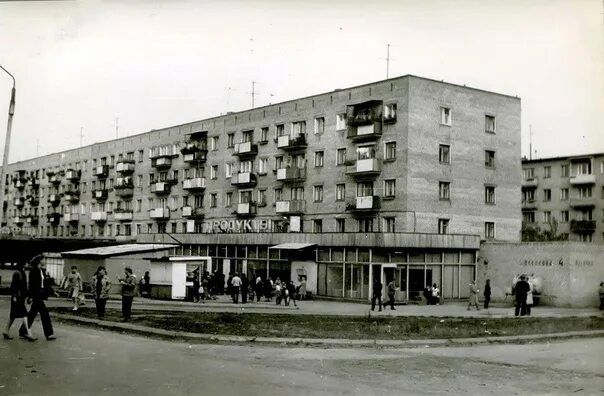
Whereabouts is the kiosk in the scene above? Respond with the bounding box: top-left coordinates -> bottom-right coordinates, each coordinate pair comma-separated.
147,256 -> 212,300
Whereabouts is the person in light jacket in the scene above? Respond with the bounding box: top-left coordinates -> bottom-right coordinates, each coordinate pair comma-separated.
117,267 -> 137,321
92,266 -> 111,320
525,276 -> 534,316
467,280 -> 480,311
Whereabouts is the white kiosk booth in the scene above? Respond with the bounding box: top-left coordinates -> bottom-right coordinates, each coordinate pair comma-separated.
148,256 -> 212,300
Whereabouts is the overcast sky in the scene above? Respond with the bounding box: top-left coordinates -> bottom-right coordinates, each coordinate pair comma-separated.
0,0 -> 603,163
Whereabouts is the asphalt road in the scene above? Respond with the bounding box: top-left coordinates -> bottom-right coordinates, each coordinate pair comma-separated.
0,318 -> 602,395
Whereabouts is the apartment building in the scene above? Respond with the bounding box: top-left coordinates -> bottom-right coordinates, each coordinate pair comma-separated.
521,153 -> 604,243
0,75 -> 521,301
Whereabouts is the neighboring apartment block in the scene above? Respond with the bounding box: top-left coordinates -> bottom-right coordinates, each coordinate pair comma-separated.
521,153 -> 604,243
0,75 -> 521,301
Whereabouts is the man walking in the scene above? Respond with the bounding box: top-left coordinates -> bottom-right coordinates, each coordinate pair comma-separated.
20,255 -> 56,341
483,279 -> 491,309
117,267 -> 137,321
514,275 -> 530,316
230,272 -> 242,304
371,278 -> 382,312
386,279 -> 396,310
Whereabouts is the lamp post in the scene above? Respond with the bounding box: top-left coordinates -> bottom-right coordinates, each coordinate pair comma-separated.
0,64 -> 16,231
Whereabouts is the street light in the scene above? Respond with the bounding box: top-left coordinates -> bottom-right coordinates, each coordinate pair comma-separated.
0,64 -> 16,231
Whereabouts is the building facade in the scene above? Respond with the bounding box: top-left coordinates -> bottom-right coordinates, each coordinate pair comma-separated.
521,153 -> 604,243
1,75 -> 521,300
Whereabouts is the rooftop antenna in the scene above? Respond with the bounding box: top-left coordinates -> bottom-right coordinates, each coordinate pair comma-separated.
529,124 -> 533,160
250,81 -> 257,108
80,127 -> 84,147
225,86 -> 232,109
36,139 -> 39,156
115,117 -> 119,139
386,44 -> 390,79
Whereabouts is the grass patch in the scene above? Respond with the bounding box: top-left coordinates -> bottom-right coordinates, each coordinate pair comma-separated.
51,307 -> 604,340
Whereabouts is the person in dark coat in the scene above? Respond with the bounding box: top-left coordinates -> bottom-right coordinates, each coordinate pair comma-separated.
19,255 -> 55,340
514,275 -> 530,316
371,278 -> 383,312
263,277 -> 273,302
3,262 -> 36,341
117,267 -> 137,321
192,270 -> 201,303
483,279 -> 492,309
286,281 -> 297,307
241,274 -> 249,304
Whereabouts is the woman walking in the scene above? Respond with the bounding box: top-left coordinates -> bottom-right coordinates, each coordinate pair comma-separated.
92,266 -> 111,320
3,262 -> 36,341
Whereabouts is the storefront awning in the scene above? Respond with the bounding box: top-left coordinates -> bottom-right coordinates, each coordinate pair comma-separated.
270,243 -> 317,250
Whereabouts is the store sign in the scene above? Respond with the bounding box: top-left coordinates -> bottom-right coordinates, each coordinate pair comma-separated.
200,218 -> 286,233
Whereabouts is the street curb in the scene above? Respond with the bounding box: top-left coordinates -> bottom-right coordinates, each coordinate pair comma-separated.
51,313 -> 604,348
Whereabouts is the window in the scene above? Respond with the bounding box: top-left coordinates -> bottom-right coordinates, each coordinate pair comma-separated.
227,133 -> 235,148
276,124 -> 285,137
225,192 -> 232,207
485,222 -> 495,239
439,182 -> 450,200
441,107 -> 451,126
578,209 -> 592,221
313,185 -> 323,202
523,212 -> 535,223
384,180 -> 396,198
384,103 -> 397,122
485,115 -> 496,133
336,113 -> 347,130
560,188 -> 569,201
485,186 -> 495,204
485,150 -> 495,168
336,184 -> 345,201
543,189 -> 551,202
384,217 -> 395,232
210,136 -> 219,151
275,155 -> 283,170
258,158 -> 268,175
560,210 -> 569,222
438,219 -> 449,234
138,150 -> 144,162
579,233 -> 593,243
225,163 -> 233,178
358,218 -> 373,232
242,130 -> 253,143
576,160 -> 592,175
523,168 -> 535,180
544,166 -> 551,179
336,218 -> 345,233
578,186 -> 592,199
258,189 -> 266,205
211,165 -> 218,180
314,117 -> 325,134
313,219 -> 323,233
274,188 -> 282,202
291,121 -> 306,136
314,151 -> 324,167
602,186 -> 604,199
439,145 -> 450,164
194,195 -> 203,208
336,148 -> 347,165
561,164 -> 569,177
385,142 -> 396,161
261,127 -> 269,142
210,193 -> 217,208
543,211 -> 551,223
239,160 -> 252,173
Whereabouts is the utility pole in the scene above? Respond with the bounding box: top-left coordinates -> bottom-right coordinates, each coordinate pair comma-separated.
529,124 -> 533,160
0,64 -> 16,230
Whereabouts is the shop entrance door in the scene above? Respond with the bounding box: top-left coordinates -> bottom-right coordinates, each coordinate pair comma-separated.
408,268 -> 432,301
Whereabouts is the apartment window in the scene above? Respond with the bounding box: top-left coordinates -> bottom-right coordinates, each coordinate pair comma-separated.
485,186 -> 495,204
543,189 -> 551,201
276,124 -> 285,137
291,121 -> 306,136
257,189 -> 267,206
441,107 -> 451,126
194,195 -> 203,208
439,145 -> 450,164
485,222 -> 495,239
274,188 -> 283,202
314,151 -> 324,167
261,127 -> 269,142
560,211 -> 569,223
225,163 -> 233,178
578,186 -> 592,199
227,133 -> 235,148
579,209 -> 592,221
439,182 -> 450,200
313,185 -> 323,202
384,180 -> 396,198
485,115 -> 496,133
384,217 -> 395,232
210,165 -> 218,180
543,211 -> 551,223
384,103 -> 397,122
601,186 -> 604,199
314,117 -> 325,134
358,218 -> 373,233
385,142 -> 396,161
544,166 -> 551,179
523,212 -> 535,223
258,158 -> 268,175
485,150 -> 495,168
523,168 -> 535,180
336,113 -> 347,130
313,219 -> 323,233
210,136 -> 219,151
336,148 -> 347,165
580,233 -> 593,243
576,161 -> 592,175
561,164 -> 569,177
210,193 -> 217,208
336,218 -> 345,233
560,188 -> 569,201
335,184 -> 346,201
225,192 -> 232,207
438,219 -> 449,234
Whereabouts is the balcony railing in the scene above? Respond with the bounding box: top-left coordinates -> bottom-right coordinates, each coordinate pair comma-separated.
521,199 -> 536,210
28,196 -> 40,206
236,202 -> 257,217
116,161 -> 135,174
569,174 -> 596,185
182,206 -> 204,218
48,194 -> 61,205
277,134 -> 307,151
14,197 -> 25,207
183,177 -> 206,190
346,158 -> 382,177
115,188 -> 134,198
27,179 -> 40,189
275,200 -> 306,214
13,216 -> 24,225
63,191 -> 80,203
150,208 -> 170,219
93,189 -> 109,200
570,219 -> 596,233
151,157 -> 172,169
521,177 -> 538,189
183,151 -> 207,164
181,141 -> 208,155
231,172 -> 257,187
347,196 -> 381,212
65,169 -> 81,181
150,182 -> 172,194
347,123 -> 383,141
64,213 -> 80,223
14,180 -> 25,189
26,216 -> 38,225
276,167 -> 306,182
233,141 -> 258,157
91,211 -> 108,222
114,210 -> 133,221
93,165 -> 109,178
569,197 -> 596,208
346,101 -> 383,127
49,175 -> 61,185
48,212 -> 61,225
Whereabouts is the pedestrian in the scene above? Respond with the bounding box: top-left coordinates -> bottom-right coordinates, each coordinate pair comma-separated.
255,275 -> 263,302
226,272 -> 234,300
483,279 -> 491,309
66,265 -> 83,311
525,276 -> 534,316
275,281 -> 283,305
241,273 -> 249,304
140,271 -> 151,298
91,266 -> 111,320
263,277 -> 273,302
117,267 -> 137,321
192,270 -> 201,303
599,282 -> 604,310
514,275 -> 530,317
298,277 -> 307,300
431,283 -> 440,305
19,255 -> 56,341
467,280 -> 480,311
231,272 -> 242,304
286,281 -> 297,307
387,279 -> 396,310
371,278 -> 382,312
3,261 -> 36,341
423,284 -> 432,305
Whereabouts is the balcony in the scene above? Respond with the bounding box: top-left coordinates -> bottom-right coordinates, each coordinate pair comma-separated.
521,200 -> 536,210
13,197 -> 25,207
26,216 -> 38,226
231,172 -> 257,187
27,179 -> 40,189
347,123 -> 383,142
64,213 -> 80,223
346,101 -> 383,141
521,177 -> 538,189
48,175 -> 61,185
93,189 -> 109,201
346,159 -> 382,178
13,216 -> 24,225
151,157 -> 173,169
14,180 -> 25,189
63,191 -> 80,203
150,182 -> 172,194
276,167 -> 306,182
182,206 -> 204,218
183,151 -> 207,164
233,141 -> 258,158
65,169 -> 81,182
115,178 -> 134,198
115,187 -> 134,198
569,174 -> 596,185
116,160 -> 135,174
183,177 -> 206,191
569,197 -> 596,209
277,134 -> 307,151
93,165 -> 109,178
28,196 -> 39,206
150,208 -> 170,220
275,200 -> 306,215
48,194 -> 61,205
347,196 -> 381,213
236,202 -> 257,217
91,211 -> 108,222
114,210 -> 133,222
48,212 -> 61,225
570,220 -> 596,233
